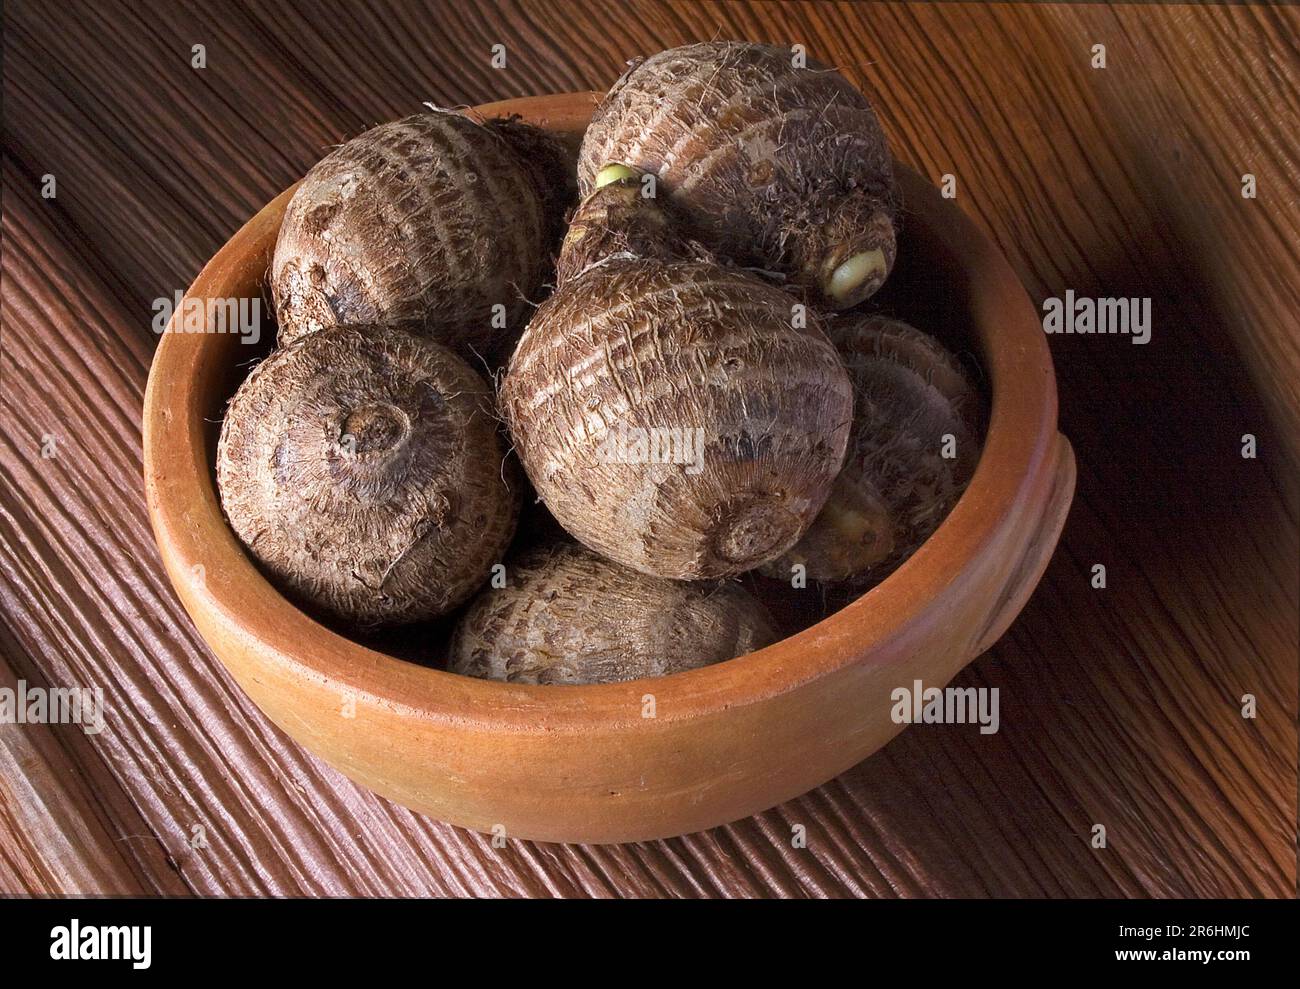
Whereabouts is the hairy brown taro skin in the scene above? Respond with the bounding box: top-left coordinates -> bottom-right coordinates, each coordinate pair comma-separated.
216,325 -> 520,626
765,315 -> 982,584
271,111 -> 548,360
486,114 -> 577,250
449,544 -> 777,684
579,41 -> 898,311
555,178 -> 688,285
501,258 -> 853,580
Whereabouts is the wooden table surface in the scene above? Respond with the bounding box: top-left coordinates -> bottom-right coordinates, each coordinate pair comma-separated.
2,0 -> 1296,898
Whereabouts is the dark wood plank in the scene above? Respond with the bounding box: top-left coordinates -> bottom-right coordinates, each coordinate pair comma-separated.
1,0 -> 1295,897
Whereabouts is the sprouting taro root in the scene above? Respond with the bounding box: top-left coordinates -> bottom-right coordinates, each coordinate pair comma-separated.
764,315 -> 982,584
449,544 -> 777,684
579,41 -> 898,311
501,257 -> 853,580
554,173 -> 688,285
271,111 -> 549,360
216,324 -> 520,626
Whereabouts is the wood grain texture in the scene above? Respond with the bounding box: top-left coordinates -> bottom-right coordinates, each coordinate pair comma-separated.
1,0 -> 1296,896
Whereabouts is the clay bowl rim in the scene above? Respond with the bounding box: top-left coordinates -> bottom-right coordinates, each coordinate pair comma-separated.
143,90 -> 1058,735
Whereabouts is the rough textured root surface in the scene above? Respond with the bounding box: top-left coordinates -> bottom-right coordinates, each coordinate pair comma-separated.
579,41 -> 898,310
764,314 -> 983,584
485,114 -> 577,251
215,324 -> 520,626
555,179 -> 688,285
851,314 -> 983,428
448,543 -> 777,684
501,258 -> 853,580
271,111 -> 548,361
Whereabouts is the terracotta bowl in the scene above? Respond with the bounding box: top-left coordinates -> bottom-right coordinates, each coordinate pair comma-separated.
143,92 -> 1075,844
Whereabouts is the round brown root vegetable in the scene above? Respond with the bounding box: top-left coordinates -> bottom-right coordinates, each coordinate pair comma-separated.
501,258 -> 853,580
449,544 -> 777,684
579,41 -> 898,311
764,315 -> 981,584
271,111 -> 549,359
216,324 -> 519,626
484,114 -> 577,249
555,173 -> 687,285
857,317 -> 981,426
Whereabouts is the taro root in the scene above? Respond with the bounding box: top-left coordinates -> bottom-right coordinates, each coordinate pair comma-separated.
449,544 -> 776,684
216,324 -> 519,626
765,315 -> 982,584
555,173 -> 688,285
579,41 -> 898,311
271,111 -> 549,360
501,257 -> 853,580
486,114 -> 578,250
